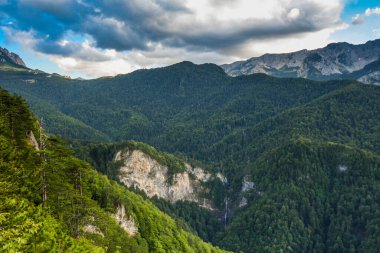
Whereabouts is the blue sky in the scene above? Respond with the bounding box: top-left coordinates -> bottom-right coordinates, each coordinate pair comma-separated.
332,0 -> 380,44
0,0 -> 379,78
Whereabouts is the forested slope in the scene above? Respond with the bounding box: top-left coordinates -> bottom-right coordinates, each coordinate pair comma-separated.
216,138 -> 380,252
0,88 -> 228,252
0,62 -> 352,144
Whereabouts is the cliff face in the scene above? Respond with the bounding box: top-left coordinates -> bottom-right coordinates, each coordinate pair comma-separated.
112,204 -> 138,236
0,47 -> 26,67
115,149 -> 217,208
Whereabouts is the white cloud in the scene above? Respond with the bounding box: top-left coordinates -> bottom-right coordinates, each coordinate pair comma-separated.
160,0 -> 343,42
365,7 -> 380,16
3,28 -> 37,49
351,14 -> 364,25
287,8 -> 301,20
373,28 -> 380,37
52,55 -> 138,78
48,43 -> 237,78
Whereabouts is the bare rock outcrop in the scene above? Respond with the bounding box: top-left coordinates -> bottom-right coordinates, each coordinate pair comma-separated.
112,204 -> 138,236
115,149 -> 219,208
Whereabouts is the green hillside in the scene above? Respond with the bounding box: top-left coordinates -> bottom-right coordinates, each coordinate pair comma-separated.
0,88 -> 228,252
0,62 -> 352,144
205,83 -> 380,178
216,138 -> 380,252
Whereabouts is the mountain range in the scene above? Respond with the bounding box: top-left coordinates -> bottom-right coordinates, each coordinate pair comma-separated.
0,42 -> 379,253
221,39 -> 380,85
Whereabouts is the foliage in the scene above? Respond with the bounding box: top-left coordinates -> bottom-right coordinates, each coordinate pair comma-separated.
150,197 -> 224,243
0,88 -> 229,252
215,139 -> 380,253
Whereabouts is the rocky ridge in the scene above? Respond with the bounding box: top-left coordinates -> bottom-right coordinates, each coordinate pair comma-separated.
0,47 -> 26,67
222,39 -> 380,84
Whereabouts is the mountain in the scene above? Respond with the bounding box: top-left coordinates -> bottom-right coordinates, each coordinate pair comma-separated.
1,50 -> 380,252
0,47 -> 26,68
0,88 -> 229,253
0,61 -> 353,144
221,39 -> 380,85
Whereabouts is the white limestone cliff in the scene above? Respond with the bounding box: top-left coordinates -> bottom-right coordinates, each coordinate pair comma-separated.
115,148 -> 219,208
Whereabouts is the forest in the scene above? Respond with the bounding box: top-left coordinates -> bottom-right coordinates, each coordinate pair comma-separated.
0,61 -> 379,252
0,88 -> 228,252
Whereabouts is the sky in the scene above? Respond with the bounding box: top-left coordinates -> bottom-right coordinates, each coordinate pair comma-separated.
0,0 -> 380,78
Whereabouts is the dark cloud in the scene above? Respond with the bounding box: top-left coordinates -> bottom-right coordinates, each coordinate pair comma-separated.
0,0 -> 343,58
82,16 -> 147,51
35,40 -> 111,61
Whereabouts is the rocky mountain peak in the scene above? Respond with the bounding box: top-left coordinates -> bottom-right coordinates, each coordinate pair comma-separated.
0,47 -> 26,67
221,39 -> 380,85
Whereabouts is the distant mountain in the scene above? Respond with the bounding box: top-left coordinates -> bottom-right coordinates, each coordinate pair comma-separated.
221,39 -> 380,84
0,47 -> 26,68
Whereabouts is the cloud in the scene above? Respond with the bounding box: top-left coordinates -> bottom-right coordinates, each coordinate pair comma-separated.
351,6 -> 380,26
287,8 -> 301,20
373,28 -> 380,37
0,0 -> 345,77
82,16 -> 147,51
227,24 -> 348,58
351,14 -> 364,25
1,0 -> 344,51
365,7 -> 380,16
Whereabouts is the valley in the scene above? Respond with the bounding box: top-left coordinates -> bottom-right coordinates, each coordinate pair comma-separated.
0,47 -> 379,252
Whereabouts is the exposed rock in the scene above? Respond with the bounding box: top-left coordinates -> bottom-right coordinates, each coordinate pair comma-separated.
221,39 -> 380,84
82,224 -> 104,237
241,177 -> 255,192
112,204 -> 138,236
239,197 -> 248,208
27,131 -> 39,150
358,71 -> 380,85
115,149 -> 219,208
191,166 -> 211,182
216,173 -> 227,184
339,165 -> 348,172
0,47 -> 26,67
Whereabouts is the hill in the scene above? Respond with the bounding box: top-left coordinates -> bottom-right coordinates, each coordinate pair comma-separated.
0,61 -> 353,144
0,87 -> 229,252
